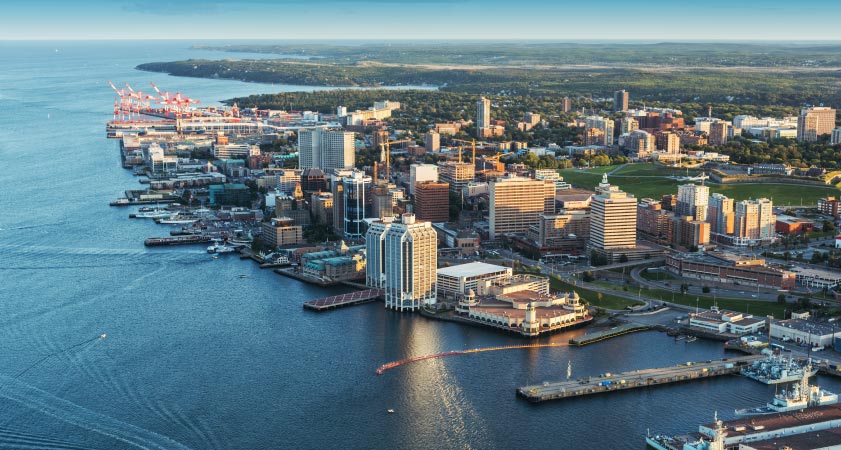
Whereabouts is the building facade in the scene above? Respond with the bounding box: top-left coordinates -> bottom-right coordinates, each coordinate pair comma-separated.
414,181 -> 450,223
797,107 -> 836,142
589,174 -> 637,252
384,214 -> 438,311
298,128 -> 355,172
489,175 -> 555,238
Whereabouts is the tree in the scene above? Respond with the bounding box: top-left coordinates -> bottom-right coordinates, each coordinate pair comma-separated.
777,294 -> 787,304
702,286 -> 711,294
582,271 -> 595,282
680,283 -> 689,294
619,254 -> 629,263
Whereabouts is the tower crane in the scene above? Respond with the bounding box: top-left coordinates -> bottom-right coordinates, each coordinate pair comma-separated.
377,138 -> 413,183
451,138 -> 476,164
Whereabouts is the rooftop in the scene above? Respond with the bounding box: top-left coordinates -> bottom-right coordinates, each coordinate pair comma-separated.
774,319 -> 838,336
437,261 -> 511,278
706,403 -> 841,437
739,426 -> 841,450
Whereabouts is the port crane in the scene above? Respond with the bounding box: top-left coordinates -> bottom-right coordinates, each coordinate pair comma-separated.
377,138 -> 413,183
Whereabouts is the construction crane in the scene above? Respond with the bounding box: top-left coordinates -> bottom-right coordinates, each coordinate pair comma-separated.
377,138 -> 413,183
451,138 -> 476,164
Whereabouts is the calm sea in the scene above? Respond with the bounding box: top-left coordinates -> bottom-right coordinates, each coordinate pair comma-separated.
0,41 -> 838,450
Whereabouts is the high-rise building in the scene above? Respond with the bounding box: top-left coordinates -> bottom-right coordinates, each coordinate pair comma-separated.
620,117 -> 639,134
438,161 -> 475,193
709,121 -> 730,146
330,169 -> 354,235
625,130 -> 655,157
414,181 -> 450,223
384,214 -> 438,311
708,193 -> 735,236
676,184 -> 709,222
657,131 -> 680,154
370,184 -> 394,220
832,128 -> 841,145
298,128 -> 355,171
476,97 -> 491,138
797,107 -> 836,142
262,217 -> 303,250
424,130 -> 440,152
341,170 -> 372,239
818,197 -> 840,218
734,198 -> 775,244
310,191 -> 334,226
584,116 -> 615,146
614,90 -> 629,112
373,130 -> 389,150
561,97 -> 573,113
589,174 -> 637,251
637,198 -> 671,240
409,164 -> 439,196
365,216 -> 394,288
670,216 -> 710,248
489,175 -> 555,238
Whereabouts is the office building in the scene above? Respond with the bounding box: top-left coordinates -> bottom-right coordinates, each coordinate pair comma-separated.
832,128 -> 841,145
438,161 -> 475,193
476,97 -> 491,138
589,174 -> 637,251
262,217 -> 303,249
614,89 -> 629,112
370,184 -> 394,220
424,130 -> 440,152
365,217 -> 394,288
414,181 -> 450,223
676,184 -> 709,222
708,193 -> 735,236
384,214 -> 438,311
797,107 -> 836,142
341,170 -> 372,239
409,164 -> 439,196
298,128 -> 355,172
488,175 -> 555,238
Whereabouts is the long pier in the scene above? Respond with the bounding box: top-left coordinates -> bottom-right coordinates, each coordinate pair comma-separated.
303,289 -> 384,311
569,323 -> 651,346
144,235 -> 212,246
517,355 -> 763,403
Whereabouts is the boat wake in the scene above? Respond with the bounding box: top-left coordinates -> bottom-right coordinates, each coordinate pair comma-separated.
0,244 -> 206,270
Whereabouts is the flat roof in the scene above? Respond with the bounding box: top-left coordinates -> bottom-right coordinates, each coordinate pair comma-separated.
706,403 -> 841,436
740,426 -> 841,450
773,319 -> 838,336
437,261 -> 511,278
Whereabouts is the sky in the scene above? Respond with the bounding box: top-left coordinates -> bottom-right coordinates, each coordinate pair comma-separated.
2,0 -> 841,41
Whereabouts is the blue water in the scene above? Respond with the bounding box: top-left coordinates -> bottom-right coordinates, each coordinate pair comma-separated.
1,41 -> 840,450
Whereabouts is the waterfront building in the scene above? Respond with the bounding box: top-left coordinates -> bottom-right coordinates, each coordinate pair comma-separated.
589,174 -> 637,256
797,106 -> 836,142
676,184 -> 709,222
665,251 -> 795,289
414,181 -> 449,223
438,161 -> 475,193
409,163 -> 439,196
688,307 -> 765,335
708,193 -> 735,236
301,243 -> 367,284
365,217 -> 394,288
476,96 -> 491,138
489,175 -> 555,238
436,262 -> 513,301
384,214 -> 438,311
424,130 -> 440,152
208,183 -> 250,207
614,89 -> 629,112
770,319 -> 841,347
298,128 -> 355,172
262,217 -> 303,249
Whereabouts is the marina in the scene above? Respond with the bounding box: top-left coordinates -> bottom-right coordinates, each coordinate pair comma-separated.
517,355 -> 763,403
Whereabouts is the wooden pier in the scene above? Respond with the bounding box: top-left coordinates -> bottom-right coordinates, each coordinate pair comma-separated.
303,289 -> 384,311
517,355 -> 763,403
569,323 -> 651,346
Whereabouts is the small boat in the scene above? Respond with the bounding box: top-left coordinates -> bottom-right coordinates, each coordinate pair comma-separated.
207,240 -> 237,254
387,409 -> 395,414
674,335 -> 686,341
685,336 -> 697,343
238,274 -> 249,278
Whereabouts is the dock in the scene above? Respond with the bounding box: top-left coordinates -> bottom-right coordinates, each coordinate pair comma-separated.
569,323 -> 651,346
517,355 -> 763,403
144,235 -> 212,246
303,289 -> 384,311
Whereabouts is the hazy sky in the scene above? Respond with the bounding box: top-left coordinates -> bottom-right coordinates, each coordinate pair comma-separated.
2,0 -> 841,41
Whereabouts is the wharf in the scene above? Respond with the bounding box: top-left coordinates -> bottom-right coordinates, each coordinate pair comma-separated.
144,235 -> 212,246
517,355 -> 763,403
303,289 -> 384,311
569,323 -> 651,346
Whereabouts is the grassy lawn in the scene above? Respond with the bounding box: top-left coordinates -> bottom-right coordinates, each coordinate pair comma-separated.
549,277 -> 644,310
638,286 -> 787,318
559,163 -> 841,205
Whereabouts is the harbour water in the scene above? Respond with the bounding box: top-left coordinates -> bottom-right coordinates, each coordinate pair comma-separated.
1,41 -> 840,449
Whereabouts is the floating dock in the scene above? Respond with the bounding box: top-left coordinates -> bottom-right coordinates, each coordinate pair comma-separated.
144,235 -> 212,246
517,355 -> 763,403
569,323 -> 651,346
303,289 -> 384,311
